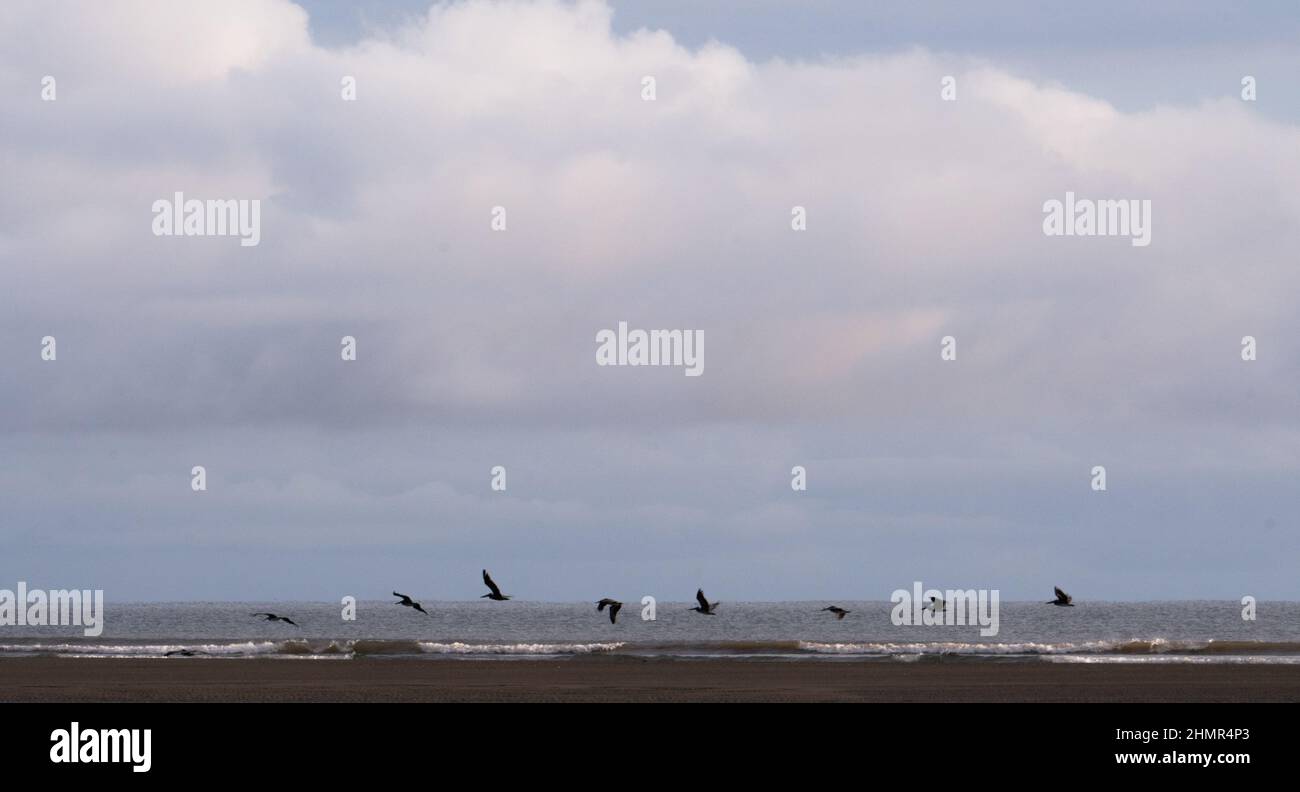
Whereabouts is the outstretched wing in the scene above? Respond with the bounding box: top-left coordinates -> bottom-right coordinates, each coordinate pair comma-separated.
251,613 -> 272,617
393,591 -> 411,603
1054,586 -> 1070,603
609,602 -> 622,623
483,569 -> 503,597
695,589 -> 709,610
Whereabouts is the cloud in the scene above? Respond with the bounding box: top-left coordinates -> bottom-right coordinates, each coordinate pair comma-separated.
1,1 -> 1296,598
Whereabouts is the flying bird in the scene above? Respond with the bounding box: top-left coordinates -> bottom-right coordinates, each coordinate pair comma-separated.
821,605 -> 850,620
1047,587 -> 1074,606
927,596 -> 946,612
481,569 -> 511,601
597,598 -> 623,624
393,591 -> 429,615
691,588 -> 718,615
251,612 -> 298,626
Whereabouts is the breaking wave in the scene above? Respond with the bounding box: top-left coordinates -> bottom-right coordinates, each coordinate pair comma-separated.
0,640 -> 624,659
796,639 -> 1300,657
2,638 -> 1296,662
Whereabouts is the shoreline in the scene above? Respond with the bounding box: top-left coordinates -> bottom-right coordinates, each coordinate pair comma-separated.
4,656 -> 1300,702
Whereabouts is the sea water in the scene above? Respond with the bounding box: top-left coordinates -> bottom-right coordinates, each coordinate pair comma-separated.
1,600 -> 1297,662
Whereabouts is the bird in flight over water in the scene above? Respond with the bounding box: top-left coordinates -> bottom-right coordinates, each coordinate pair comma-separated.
821,605 -> 850,619
251,612 -> 298,626
597,598 -> 623,623
1047,587 -> 1074,606
691,588 -> 718,615
481,569 -> 511,601
393,591 -> 430,615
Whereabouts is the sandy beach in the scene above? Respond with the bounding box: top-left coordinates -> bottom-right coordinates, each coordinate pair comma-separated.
4,657 -> 1299,702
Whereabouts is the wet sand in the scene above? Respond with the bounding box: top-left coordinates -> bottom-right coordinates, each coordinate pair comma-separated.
3,657 -> 1300,702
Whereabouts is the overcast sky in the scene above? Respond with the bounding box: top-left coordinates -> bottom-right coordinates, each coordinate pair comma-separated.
1,1 -> 1297,601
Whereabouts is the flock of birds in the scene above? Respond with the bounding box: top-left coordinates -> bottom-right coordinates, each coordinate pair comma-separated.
246,572 -> 1077,627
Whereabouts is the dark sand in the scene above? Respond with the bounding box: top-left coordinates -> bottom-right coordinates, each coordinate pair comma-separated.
4,657 -> 1300,702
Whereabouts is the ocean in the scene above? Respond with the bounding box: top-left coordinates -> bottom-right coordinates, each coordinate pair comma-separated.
2,600 -> 1298,663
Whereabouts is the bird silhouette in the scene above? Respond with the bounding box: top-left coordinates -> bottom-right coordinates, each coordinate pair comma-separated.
481,569 -> 511,601
1047,587 -> 1074,606
691,588 -> 718,615
251,612 -> 298,627
393,591 -> 429,615
597,598 -> 623,623
821,605 -> 850,620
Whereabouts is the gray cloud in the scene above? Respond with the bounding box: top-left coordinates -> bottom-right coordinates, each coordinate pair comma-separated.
1,1 -> 1296,600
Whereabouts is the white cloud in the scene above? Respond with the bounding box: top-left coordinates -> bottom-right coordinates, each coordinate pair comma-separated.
2,1 -> 1297,597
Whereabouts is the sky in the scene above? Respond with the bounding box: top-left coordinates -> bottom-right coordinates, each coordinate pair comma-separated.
0,1 -> 1296,601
